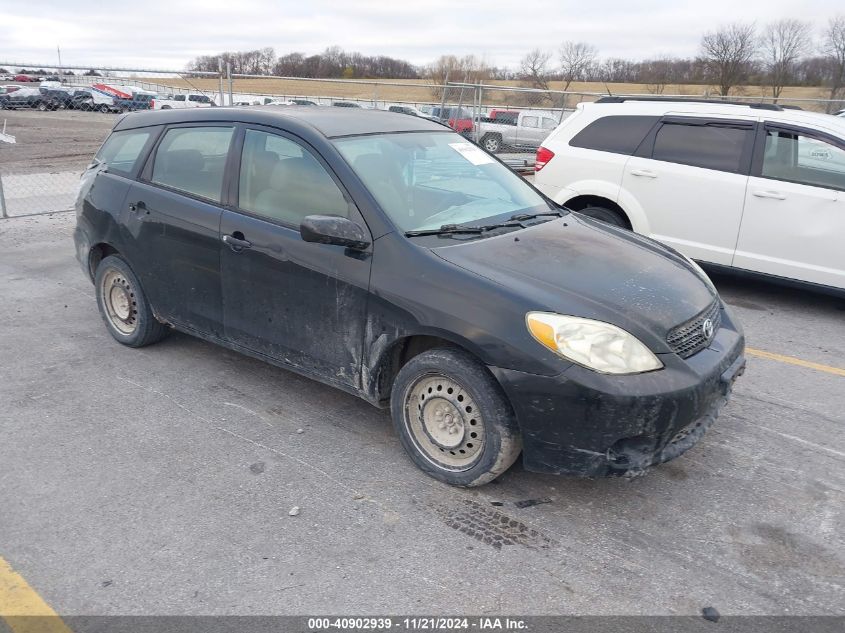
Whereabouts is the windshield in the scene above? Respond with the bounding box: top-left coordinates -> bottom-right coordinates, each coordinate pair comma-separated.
334,132 -> 551,233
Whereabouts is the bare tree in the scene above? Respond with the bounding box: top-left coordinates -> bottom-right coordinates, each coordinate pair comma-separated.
519,48 -> 553,92
821,15 -> 845,108
559,41 -> 598,91
641,57 -> 674,94
761,19 -> 811,100
700,22 -> 758,96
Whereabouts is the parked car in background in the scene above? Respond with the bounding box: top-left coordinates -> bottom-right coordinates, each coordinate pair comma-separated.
288,99 -> 317,106
533,97 -> 845,294
487,109 -> 521,124
384,103 -> 428,117
13,74 -> 36,82
1,85 -> 21,94
74,106 -> 744,486
430,106 -> 474,135
0,87 -> 48,110
476,109 -> 562,153
155,93 -> 215,109
38,87 -> 96,110
332,101 -> 362,108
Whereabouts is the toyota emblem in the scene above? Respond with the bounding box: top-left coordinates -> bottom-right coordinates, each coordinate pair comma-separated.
702,318 -> 714,339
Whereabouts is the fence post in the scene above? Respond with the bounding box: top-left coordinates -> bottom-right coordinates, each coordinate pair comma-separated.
0,171 -> 8,219
227,62 -> 233,106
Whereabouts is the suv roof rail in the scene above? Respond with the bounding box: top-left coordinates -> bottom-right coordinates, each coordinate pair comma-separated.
593,96 -> 796,112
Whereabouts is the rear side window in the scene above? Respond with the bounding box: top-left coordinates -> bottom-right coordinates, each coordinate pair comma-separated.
569,115 -> 659,155
151,126 -> 234,202
96,129 -> 152,176
522,116 -> 539,128
652,123 -> 750,173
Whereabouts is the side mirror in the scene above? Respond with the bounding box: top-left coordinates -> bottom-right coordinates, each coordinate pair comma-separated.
300,215 -> 370,251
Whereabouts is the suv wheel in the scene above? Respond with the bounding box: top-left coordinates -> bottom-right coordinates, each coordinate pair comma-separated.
579,205 -> 628,228
481,134 -> 502,153
36,101 -> 48,111
390,348 -> 522,487
95,255 -> 169,348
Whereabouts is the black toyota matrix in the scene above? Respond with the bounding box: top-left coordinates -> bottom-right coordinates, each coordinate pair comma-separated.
74,106 -> 745,486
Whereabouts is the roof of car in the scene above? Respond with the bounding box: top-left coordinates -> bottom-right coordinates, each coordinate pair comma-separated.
581,100 -> 845,135
113,105 -> 448,138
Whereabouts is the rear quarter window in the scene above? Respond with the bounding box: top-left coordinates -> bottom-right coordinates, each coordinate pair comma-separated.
569,115 -> 659,155
96,129 -> 153,176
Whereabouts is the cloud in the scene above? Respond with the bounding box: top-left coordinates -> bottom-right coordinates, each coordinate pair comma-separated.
0,0 -> 840,70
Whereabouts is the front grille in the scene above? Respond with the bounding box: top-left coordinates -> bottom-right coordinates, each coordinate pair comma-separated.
666,299 -> 721,359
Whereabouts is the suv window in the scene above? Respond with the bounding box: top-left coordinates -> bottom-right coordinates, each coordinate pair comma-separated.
652,122 -> 750,173
151,126 -> 234,202
238,129 -> 348,226
569,115 -> 659,155
96,129 -> 153,176
761,128 -> 845,191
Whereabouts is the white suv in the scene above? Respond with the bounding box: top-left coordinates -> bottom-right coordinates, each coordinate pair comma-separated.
533,97 -> 845,294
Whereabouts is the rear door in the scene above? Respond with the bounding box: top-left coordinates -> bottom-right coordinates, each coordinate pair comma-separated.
517,114 -> 545,148
123,123 -> 236,336
621,116 -> 755,265
219,126 -> 372,388
734,123 -> 845,288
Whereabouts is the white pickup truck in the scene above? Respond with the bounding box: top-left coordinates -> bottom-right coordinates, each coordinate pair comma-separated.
475,109 -> 564,153
154,93 -> 216,110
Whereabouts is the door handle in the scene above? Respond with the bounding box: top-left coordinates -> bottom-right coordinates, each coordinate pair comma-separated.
222,233 -> 253,252
752,190 -> 787,200
630,169 -> 658,178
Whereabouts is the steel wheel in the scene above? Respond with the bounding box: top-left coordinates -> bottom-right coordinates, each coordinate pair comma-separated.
99,268 -> 138,336
403,373 -> 485,471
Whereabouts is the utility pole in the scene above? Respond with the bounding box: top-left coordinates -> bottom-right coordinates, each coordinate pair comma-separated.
57,46 -> 62,68
217,57 -> 225,107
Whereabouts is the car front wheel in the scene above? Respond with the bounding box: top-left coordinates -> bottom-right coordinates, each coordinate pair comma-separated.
95,255 -> 169,348
578,205 -> 628,228
390,348 -> 522,487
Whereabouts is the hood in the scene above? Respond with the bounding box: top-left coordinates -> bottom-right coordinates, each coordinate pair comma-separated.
432,216 -> 716,350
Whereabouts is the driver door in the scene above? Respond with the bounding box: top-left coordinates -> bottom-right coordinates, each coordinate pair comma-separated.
220,126 -> 372,389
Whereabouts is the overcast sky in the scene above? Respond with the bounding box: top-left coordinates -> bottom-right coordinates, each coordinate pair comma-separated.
1,0 -> 842,71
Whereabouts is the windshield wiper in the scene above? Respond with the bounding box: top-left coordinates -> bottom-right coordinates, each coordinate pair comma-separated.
404,223 -> 486,237
509,210 -> 565,222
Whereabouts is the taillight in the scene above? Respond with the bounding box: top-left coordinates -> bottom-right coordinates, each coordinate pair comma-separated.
535,146 -> 555,172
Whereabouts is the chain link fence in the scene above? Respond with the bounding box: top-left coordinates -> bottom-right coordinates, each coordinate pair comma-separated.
2,61 -> 844,218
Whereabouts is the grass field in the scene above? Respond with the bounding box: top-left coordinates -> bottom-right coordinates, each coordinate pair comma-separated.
148,76 -> 838,110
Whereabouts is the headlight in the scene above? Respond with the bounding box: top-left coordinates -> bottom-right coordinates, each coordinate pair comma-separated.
526,312 -> 663,374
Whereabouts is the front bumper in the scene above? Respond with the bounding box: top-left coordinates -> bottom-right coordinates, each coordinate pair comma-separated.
489,305 -> 745,477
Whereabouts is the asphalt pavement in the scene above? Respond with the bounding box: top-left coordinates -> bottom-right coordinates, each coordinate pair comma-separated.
0,212 -> 842,616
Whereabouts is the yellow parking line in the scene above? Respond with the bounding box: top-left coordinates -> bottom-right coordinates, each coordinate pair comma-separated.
746,347 -> 845,377
0,556 -> 72,633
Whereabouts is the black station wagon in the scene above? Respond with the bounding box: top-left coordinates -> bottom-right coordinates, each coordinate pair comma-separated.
74,107 -> 746,486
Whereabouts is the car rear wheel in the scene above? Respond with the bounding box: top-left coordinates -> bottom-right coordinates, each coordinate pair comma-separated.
390,348 -> 522,487
481,134 -> 502,153
95,255 -> 169,348
36,101 -> 48,111
99,104 -> 110,113
578,205 -> 628,228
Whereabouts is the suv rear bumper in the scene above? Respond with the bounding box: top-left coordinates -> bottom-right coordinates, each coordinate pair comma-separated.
489,307 -> 745,477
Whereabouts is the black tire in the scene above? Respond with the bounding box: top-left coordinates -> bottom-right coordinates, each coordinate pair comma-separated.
578,205 -> 628,228
390,347 -> 522,487
36,101 -> 48,111
481,134 -> 502,153
99,104 -> 110,113
94,255 -> 169,348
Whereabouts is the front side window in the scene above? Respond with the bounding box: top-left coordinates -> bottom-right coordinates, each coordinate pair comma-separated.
761,128 -> 845,190
652,122 -> 750,173
96,129 -> 153,176
334,131 -> 550,233
151,126 -> 234,202
238,129 -> 349,226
